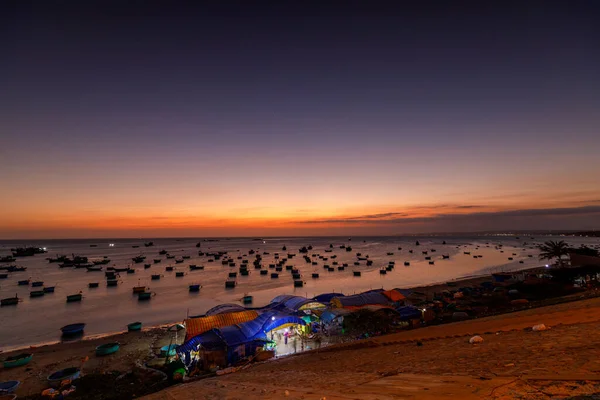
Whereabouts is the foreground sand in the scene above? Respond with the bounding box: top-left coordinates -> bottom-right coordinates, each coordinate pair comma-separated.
0,328 -> 173,397
143,296 -> 600,399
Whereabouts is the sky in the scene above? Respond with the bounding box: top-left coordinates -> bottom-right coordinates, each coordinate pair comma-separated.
1,1 -> 600,239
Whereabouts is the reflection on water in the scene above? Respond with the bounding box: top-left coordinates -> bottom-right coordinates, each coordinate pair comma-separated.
1,235 -> 598,350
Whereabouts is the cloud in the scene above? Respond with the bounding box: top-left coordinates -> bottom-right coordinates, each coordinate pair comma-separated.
301,205 -> 600,225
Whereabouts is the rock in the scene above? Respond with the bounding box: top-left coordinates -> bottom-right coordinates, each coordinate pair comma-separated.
285,390 -> 290,396
469,335 -> 484,344
532,324 -> 548,331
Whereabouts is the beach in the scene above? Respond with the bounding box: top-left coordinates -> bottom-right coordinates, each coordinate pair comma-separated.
143,295 -> 600,400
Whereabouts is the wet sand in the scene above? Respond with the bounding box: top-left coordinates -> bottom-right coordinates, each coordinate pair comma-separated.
143,296 -> 600,399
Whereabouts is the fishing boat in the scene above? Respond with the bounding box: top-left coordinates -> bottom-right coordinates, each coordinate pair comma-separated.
126,268 -> 135,274
151,274 -> 161,280
61,323 -> 85,335
189,264 -> 203,270
0,381 -> 20,393
93,259 -> 111,265
132,286 -> 147,294
144,241 -> 154,247
3,353 -> 33,368
105,271 -> 117,278
379,269 -> 387,274
0,255 -> 17,263
138,292 -> 152,301
242,295 -> 253,304
429,261 -> 435,265
225,279 -> 236,288
113,267 -> 130,272
47,368 -> 80,388
293,280 -> 304,287
107,279 -> 119,287
240,269 -> 249,276
260,269 -> 268,275
166,255 -> 175,259
165,266 -> 174,272
30,281 -> 43,287
0,273 -> 8,279
189,284 -> 201,292
17,279 -> 30,286
132,256 -> 146,263
270,273 -> 279,279
0,295 -> 19,307
311,273 -> 319,278
12,246 -> 46,257
182,255 -> 191,259
88,282 -> 99,288
30,290 -> 45,298
144,263 -> 151,269
43,286 -> 56,293
159,250 -> 167,255
86,265 -> 102,271
353,271 -> 361,277
127,321 -> 142,331
66,293 -> 83,303
442,255 -> 450,259
7,266 -> 26,272
176,271 -> 184,277
404,261 -> 410,266
175,259 -> 184,264
153,259 -> 161,263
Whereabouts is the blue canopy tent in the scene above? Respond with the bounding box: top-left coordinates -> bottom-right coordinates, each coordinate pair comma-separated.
395,306 -> 423,321
177,311 -> 306,367
313,293 -> 344,303
270,295 -> 325,312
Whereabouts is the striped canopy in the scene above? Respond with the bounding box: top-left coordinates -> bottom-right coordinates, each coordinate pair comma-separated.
184,310 -> 259,340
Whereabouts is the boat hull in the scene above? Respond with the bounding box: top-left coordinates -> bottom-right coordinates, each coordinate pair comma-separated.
3,353 -> 33,368
95,343 -> 120,356
127,322 -> 142,331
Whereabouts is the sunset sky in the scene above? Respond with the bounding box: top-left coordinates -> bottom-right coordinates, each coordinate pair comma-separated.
2,1 -> 600,239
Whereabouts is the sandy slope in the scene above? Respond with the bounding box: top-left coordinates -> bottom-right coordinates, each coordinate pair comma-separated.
144,295 -> 600,399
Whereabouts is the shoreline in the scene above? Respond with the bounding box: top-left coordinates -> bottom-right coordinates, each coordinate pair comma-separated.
0,264 -> 543,353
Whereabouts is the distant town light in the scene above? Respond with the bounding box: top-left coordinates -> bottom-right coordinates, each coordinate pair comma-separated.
545,264 -> 549,268
109,243 -> 115,247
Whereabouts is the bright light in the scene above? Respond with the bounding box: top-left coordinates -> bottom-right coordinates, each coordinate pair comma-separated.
421,309 -> 426,312
545,264 -> 549,268
109,244 -> 115,247
271,316 -> 275,321
42,247 -> 47,251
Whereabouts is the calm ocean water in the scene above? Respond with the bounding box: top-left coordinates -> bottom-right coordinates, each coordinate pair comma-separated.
1,235 -> 598,350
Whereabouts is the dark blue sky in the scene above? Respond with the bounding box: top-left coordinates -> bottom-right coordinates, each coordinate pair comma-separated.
2,1 -> 600,238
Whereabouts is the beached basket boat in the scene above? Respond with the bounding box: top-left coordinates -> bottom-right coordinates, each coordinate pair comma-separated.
128,321 -> 142,331
3,353 -> 32,369
242,295 -> 253,305
96,342 -> 120,356
61,323 -> 85,335
47,368 -> 80,388
0,381 -> 20,393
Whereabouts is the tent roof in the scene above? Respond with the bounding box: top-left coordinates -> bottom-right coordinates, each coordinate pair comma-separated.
184,310 -> 259,340
205,303 -> 247,316
333,291 -> 390,308
178,311 -> 306,354
270,295 -> 324,311
313,293 -> 345,303
382,289 -> 406,302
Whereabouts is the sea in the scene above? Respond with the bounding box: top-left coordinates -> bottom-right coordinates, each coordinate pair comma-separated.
1,235 -> 599,351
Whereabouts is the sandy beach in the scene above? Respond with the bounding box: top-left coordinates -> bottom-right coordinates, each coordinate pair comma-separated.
143,295 -> 600,399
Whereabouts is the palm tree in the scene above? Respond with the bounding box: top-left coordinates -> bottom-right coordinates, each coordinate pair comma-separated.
538,240 -> 570,267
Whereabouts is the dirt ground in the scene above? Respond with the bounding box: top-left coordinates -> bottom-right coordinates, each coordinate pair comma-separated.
143,296 -> 600,399
0,328 -> 173,397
